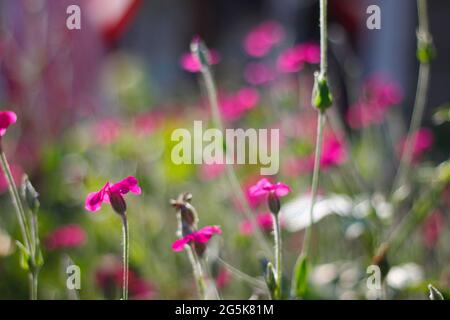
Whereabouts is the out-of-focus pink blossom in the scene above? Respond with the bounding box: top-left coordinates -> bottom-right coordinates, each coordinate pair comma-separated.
45,224 -> 87,251
180,50 -> 220,73
320,134 -> 347,169
215,268 -> 231,289
172,226 -> 222,252
85,176 -> 141,212
244,62 -> 276,85
94,119 -> 122,145
248,178 -> 291,198
219,87 -> 260,121
132,111 -> 162,137
96,258 -> 155,299
199,163 -> 226,181
0,164 -> 23,194
239,212 -> 284,236
243,21 -> 285,57
422,210 -> 444,249
397,128 -> 434,163
0,111 -> 17,137
347,75 -> 403,129
277,43 -> 320,73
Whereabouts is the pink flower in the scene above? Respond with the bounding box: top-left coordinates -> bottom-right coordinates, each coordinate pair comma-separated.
277,43 -> 320,73
0,111 -> 17,136
422,210 -> 444,249
397,128 -> 434,162
45,224 -> 87,251
199,163 -> 226,181
239,212 -> 276,235
219,87 -> 260,121
85,176 -> 141,213
216,268 -> 231,289
180,50 -> 220,73
243,21 -> 284,57
320,135 -> 347,169
244,62 -> 276,85
248,178 -> 291,198
0,164 -> 23,194
94,118 -> 121,145
132,111 -> 162,137
172,225 -> 222,252
347,76 -> 403,129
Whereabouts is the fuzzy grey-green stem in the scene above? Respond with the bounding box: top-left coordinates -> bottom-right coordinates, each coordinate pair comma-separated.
199,64 -> 272,258
272,213 -> 282,299
186,246 -> 207,299
392,0 -> 431,192
302,112 -> 326,256
121,213 -> 129,300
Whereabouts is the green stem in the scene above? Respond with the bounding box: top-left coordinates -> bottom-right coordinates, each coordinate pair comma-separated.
392,0 -> 431,193
301,112 -> 326,256
273,213 -> 282,299
121,213 -> 129,300
0,151 -> 36,299
199,61 -> 272,258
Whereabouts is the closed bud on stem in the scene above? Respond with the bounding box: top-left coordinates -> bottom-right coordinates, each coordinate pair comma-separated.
268,193 -> 281,215
265,262 -> 277,299
109,192 -> 127,215
312,72 -> 333,112
190,36 -> 210,71
21,176 -> 40,213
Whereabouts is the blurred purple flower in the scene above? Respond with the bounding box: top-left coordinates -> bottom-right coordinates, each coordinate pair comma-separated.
244,62 -> 276,85
180,50 -> 220,73
277,43 -> 320,73
0,111 -> 17,136
243,21 -> 285,57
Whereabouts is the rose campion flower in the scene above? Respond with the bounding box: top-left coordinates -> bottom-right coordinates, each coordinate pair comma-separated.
172,225 -> 222,252
397,128 -> 434,163
45,224 -> 87,251
244,62 -> 276,85
180,50 -> 220,73
248,178 -> 291,198
219,87 -> 260,121
277,43 -> 320,73
239,212 -> 277,235
85,176 -> 141,214
243,21 -> 285,57
320,135 -> 347,169
0,111 -> 17,136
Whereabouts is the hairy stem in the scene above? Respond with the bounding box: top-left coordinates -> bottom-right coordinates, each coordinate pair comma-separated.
187,246 -> 207,299
273,213 -> 282,299
199,63 -> 272,257
392,0 -> 431,192
121,213 -> 129,300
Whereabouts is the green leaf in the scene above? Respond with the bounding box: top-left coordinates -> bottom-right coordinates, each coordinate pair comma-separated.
292,254 -> 309,298
265,262 -> 277,300
15,241 -> 31,271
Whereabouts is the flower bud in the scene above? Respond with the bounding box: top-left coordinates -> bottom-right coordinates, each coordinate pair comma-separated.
428,284 -> 444,300
312,72 -> 333,112
21,176 -> 40,213
109,191 -> 127,215
268,193 -> 281,215
417,31 -> 436,64
190,37 -> 210,71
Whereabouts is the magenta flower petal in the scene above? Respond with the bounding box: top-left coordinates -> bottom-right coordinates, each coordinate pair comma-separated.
248,178 -> 272,197
171,236 -> 192,252
110,176 -> 142,195
192,226 -> 222,243
0,111 -> 17,136
272,183 -> 291,197
180,50 -> 220,73
85,183 -> 109,212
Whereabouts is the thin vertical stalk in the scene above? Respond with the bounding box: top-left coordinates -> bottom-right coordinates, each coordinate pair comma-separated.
301,0 -> 329,256
121,214 -> 129,300
272,214 -> 282,299
301,112 -> 326,256
186,246 -> 207,299
392,0 -> 432,192
199,62 -> 272,258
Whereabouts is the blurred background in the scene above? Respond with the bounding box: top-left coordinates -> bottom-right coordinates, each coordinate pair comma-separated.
0,0 -> 449,299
